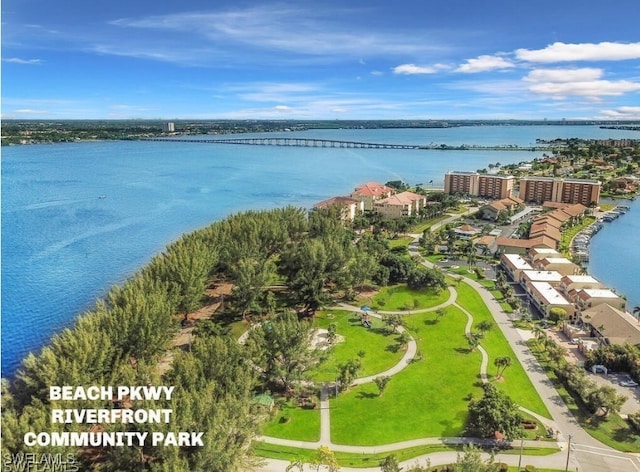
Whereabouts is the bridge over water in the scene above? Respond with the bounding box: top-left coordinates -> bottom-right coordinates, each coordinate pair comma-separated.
144,137 -> 553,151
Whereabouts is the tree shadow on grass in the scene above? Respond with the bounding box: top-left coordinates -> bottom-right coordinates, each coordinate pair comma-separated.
454,347 -> 472,354
424,319 -> 438,326
385,344 -> 401,353
356,391 -> 378,400
613,423 -> 640,445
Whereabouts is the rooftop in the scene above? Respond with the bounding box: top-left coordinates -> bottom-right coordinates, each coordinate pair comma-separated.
521,270 -> 563,283
582,304 -> 640,345
501,253 -> 533,271
578,288 -> 621,300
530,281 -> 573,305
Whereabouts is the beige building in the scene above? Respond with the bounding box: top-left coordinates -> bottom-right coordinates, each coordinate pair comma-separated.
573,288 -> 626,312
529,247 -> 562,262
580,304 -> 640,346
373,191 -> 426,219
519,177 -> 600,206
520,270 -> 563,290
534,257 -> 580,276
351,182 -> 394,211
528,281 -> 576,319
559,275 -> 604,296
444,172 -> 514,199
500,253 -> 533,281
495,235 -> 556,255
314,196 -> 364,222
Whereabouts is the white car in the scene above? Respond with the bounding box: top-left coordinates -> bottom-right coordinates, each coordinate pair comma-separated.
620,377 -> 638,387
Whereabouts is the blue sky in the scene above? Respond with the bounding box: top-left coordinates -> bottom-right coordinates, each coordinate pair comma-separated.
3,0 -> 640,120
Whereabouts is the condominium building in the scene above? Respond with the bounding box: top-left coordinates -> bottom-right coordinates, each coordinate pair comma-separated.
350,182 -> 395,211
444,172 -> 514,199
373,191 -> 426,219
519,177 -> 600,206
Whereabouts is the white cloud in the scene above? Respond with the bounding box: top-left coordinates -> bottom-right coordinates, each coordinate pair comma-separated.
13,108 -> 48,114
524,67 -> 640,99
455,55 -> 514,73
223,82 -> 321,102
525,68 -> 603,83
393,63 -> 449,75
516,41 -> 640,63
528,79 -> 640,98
111,6 -> 443,61
598,106 -> 640,119
3,57 -> 42,65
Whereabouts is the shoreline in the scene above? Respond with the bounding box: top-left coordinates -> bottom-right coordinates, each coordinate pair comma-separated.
586,199 -> 640,312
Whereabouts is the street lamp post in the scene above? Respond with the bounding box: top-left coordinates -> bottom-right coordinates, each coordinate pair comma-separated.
565,434 -> 573,471
517,438 -> 524,471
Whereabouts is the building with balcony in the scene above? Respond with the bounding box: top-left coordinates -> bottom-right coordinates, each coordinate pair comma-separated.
444,172 -> 514,199
519,177 -> 600,206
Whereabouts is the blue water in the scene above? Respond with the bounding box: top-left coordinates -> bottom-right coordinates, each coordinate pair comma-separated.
2,125 -> 639,376
588,198 -> 640,315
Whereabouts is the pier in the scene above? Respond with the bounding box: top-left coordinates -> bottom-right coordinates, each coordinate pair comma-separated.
144,137 -> 554,151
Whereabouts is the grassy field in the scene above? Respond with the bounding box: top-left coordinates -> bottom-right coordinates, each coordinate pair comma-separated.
310,310 -> 405,382
455,282 -> 551,419
368,284 -> 451,311
259,280 -> 550,449
330,305 -> 485,444
388,236 -> 415,248
252,441 -> 561,469
260,398 -> 321,442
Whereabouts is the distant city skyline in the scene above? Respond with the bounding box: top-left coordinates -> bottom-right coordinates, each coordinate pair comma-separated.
3,0 -> 640,120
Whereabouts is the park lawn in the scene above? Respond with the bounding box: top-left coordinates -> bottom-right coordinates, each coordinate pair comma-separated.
310,310 -> 405,382
409,215 -> 450,234
371,284 -> 451,311
252,442 -> 560,468
260,398 -> 321,442
388,236 -> 415,249
455,282 -> 551,420
330,306 -> 485,445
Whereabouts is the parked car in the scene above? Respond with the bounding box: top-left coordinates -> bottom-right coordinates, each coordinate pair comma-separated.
620,376 -> 638,387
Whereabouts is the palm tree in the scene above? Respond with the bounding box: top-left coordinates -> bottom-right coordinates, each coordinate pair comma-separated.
494,356 -> 512,379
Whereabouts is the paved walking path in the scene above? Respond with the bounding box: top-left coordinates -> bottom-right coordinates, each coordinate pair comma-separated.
410,237 -> 640,472
257,285 -> 566,467
253,216 -> 640,471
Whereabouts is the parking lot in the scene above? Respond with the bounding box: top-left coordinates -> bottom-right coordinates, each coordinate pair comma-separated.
589,371 -> 640,416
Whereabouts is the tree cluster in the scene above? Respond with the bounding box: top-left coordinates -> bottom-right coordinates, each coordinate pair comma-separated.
465,384 -> 524,440
584,343 -> 640,383
555,363 -> 627,417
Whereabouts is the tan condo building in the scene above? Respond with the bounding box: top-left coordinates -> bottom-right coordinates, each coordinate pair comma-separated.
444,172 -> 514,199
519,177 -> 600,206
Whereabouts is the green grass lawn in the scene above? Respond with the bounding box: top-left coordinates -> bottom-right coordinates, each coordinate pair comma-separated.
310,310 -> 405,382
388,236 -> 415,248
258,279 -> 550,449
369,284 -> 451,311
330,306 -> 485,444
454,282 -> 551,420
409,215 -> 450,234
252,441 -> 560,469
260,398 -> 321,442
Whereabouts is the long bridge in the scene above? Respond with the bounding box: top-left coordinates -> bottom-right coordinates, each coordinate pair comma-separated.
144,137 -> 555,151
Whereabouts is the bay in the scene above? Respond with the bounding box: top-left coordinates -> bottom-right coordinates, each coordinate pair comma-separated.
588,197 -> 640,316
2,125 -> 639,376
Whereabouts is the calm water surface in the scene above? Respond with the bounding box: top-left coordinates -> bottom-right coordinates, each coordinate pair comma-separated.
2,125 -> 639,376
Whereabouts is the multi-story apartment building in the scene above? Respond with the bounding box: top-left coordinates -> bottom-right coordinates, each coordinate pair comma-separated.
444,172 -> 514,199
519,177 -> 600,206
